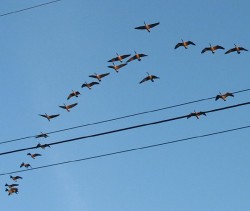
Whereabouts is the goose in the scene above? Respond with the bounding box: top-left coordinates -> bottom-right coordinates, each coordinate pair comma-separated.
187,111 -> 207,119
215,92 -> 234,101
59,103 -> 78,112
36,143 -> 51,149
27,153 -> 42,159
10,175 -> 23,181
81,81 -> 99,89
108,63 -> 127,73
225,44 -> 248,54
201,43 -> 225,54
108,53 -> 131,63
67,90 -> 80,100
134,21 -> 160,32
139,72 -> 159,84
5,188 -> 18,195
126,51 -> 148,63
5,184 -> 19,188
20,162 -> 32,168
175,39 -> 196,49
89,73 -> 110,82
35,132 -> 49,138
39,113 -> 60,121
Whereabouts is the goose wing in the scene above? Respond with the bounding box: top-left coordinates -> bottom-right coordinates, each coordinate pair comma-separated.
239,47 -> 248,51
49,114 -> 60,119
225,48 -> 237,54
134,25 -> 146,30
214,45 -> 225,50
68,103 -> 78,109
126,55 -> 137,63
148,22 -> 160,28
139,76 -> 150,84
99,72 -> 110,78
201,47 -> 210,54
89,82 -> 99,86
187,41 -> 196,46
174,42 -> 183,49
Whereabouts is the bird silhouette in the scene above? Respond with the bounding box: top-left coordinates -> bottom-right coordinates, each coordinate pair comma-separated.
225,44 -> 248,54
20,162 -> 32,168
27,153 -> 42,159
126,51 -> 148,63
134,21 -> 160,32
39,113 -> 60,122
59,103 -> 78,112
201,43 -> 225,54
10,175 -> 23,181
5,184 -> 19,188
81,82 -> 99,89
187,111 -> 207,119
175,39 -> 196,49
5,188 -> 18,195
35,132 -> 49,138
215,92 -> 234,101
36,143 -> 51,149
139,72 -> 159,84
67,90 -> 80,100
108,53 -> 131,63
108,63 -> 127,73
89,73 -> 110,82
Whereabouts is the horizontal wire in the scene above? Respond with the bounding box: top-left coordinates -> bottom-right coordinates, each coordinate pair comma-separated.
0,101 -> 249,157
1,125 -> 249,176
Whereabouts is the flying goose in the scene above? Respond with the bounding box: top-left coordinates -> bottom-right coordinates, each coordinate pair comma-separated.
225,44 -> 248,54
126,51 -> 148,63
67,90 -> 80,100
187,111 -> 207,119
201,43 -> 225,54
108,63 -> 127,73
108,53 -> 131,63
215,92 -> 234,101
81,82 -> 99,89
59,103 -> 78,112
134,21 -> 160,32
39,113 -> 60,122
175,39 -> 196,49
139,72 -> 159,84
89,73 -> 110,82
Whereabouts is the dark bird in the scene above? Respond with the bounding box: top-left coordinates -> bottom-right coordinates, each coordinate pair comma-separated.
39,113 -> 60,122
81,81 -> 99,89
187,111 -> 207,119
35,132 -> 49,139
59,103 -> 78,112
27,153 -> 42,159
5,188 -> 18,195
126,51 -> 148,63
108,63 -> 127,73
36,143 -> 51,149
108,53 -> 131,63
175,39 -> 196,49
215,92 -> 234,101
10,175 -> 23,181
5,184 -> 19,188
89,73 -> 110,82
139,72 -> 160,84
225,44 -> 248,54
20,162 -> 32,168
134,21 -> 160,32
201,43 -> 225,54
67,90 -> 80,100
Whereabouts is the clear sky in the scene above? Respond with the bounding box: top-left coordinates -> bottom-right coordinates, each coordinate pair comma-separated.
0,1 -> 249,210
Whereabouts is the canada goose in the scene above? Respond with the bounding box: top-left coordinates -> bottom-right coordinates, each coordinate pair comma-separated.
126,51 -> 148,63
5,188 -> 18,195
39,113 -> 60,121
175,39 -> 196,49
27,153 -> 42,159
215,92 -> 234,101
187,111 -> 207,119
108,53 -> 131,63
59,103 -> 78,112
20,162 -> 32,168
134,21 -> 160,32
5,184 -> 19,188
139,72 -> 159,84
81,81 -> 99,89
225,44 -> 248,54
35,132 -> 49,138
89,73 -> 110,82
201,43 -> 225,54
108,63 -> 127,73
67,90 -> 80,100
36,143 -> 51,149
10,175 -> 23,181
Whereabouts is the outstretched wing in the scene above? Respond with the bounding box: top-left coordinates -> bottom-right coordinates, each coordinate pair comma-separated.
239,47 -> 248,51
100,72 -> 110,78
126,55 -> 137,63
89,82 -> 99,86
134,25 -> 146,30
148,22 -> 160,28
68,103 -> 78,109
225,48 -> 236,54
187,41 -> 196,46
214,45 -> 225,50
174,42 -> 182,49
139,76 -> 149,84
50,114 -> 60,119
201,47 -> 210,54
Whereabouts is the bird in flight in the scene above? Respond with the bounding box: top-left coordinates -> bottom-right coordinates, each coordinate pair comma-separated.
39,113 -> 60,121
5,188 -> 19,196
201,43 -> 225,54
35,132 -> 49,138
108,53 -> 131,63
5,184 -> 19,188
187,111 -> 207,119
81,81 -> 99,89
67,90 -> 80,100
27,153 -> 42,159
139,72 -> 159,84
215,92 -> 234,101
134,21 -> 160,32
10,175 -> 23,181
126,51 -> 148,63
225,44 -> 248,54
108,63 -> 127,73
89,73 -> 110,82
20,162 -> 32,168
36,143 -> 51,149
175,39 -> 196,49
59,103 -> 78,112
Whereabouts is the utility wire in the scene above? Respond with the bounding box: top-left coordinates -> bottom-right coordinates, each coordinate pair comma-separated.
1,125 -> 249,176
1,88 -> 249,146
0,101 -> 249,157
0,0 -> 63,17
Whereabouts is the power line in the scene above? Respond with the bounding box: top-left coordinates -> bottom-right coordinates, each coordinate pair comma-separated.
1,88 -> 249,146
0,0 -> 63,18
1,124 -> 249,176
0,101 -> 249,157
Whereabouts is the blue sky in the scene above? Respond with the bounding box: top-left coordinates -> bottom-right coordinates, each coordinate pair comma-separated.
0,1 -> 249,210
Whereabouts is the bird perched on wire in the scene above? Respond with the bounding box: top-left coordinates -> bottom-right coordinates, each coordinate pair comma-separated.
5,184 -> 19,188
139,72 -> 159,84
89,73 -> 110,82
187,111 -> 207,119
108,63 -> 127,73
215,92 -> 234,101
67,90 -> 80,100
35,132 -> 49,138
59,103 -> 78,112
36,143 -> 51,149
10,175 -> 23,181
126,51 -> 148,63
175,39 -> 196,49
134,21 -> 160,32
27,153 -> 42,159
201,43 -> 225,54
108,53 -> 131,63
225,44 -> 248,54
39,113 -> 60,122
81,81 -> 99,89
5,188 -> 19,196
20,162 -> 32,168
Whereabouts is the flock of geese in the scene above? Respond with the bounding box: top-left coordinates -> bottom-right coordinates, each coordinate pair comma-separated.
4,21 -> 245,196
